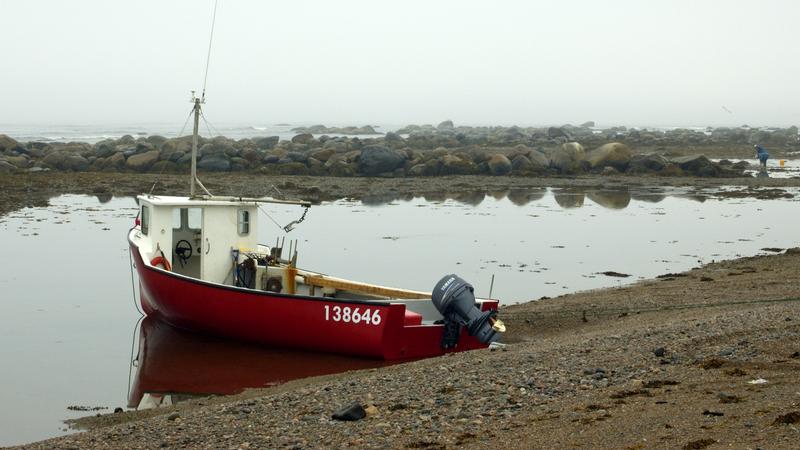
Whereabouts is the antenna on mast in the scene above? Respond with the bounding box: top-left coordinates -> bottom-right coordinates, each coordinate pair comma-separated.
189,0 -> 219,198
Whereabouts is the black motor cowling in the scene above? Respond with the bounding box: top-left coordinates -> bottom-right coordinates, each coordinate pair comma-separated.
432,274 -> 501,348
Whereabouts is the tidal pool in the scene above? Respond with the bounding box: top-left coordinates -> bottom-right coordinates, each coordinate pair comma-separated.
0,187 -> 798,445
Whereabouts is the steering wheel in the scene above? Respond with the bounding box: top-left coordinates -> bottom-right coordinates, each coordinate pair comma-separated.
175,239 -> 193,267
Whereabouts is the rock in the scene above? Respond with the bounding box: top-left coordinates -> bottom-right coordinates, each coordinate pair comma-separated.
628,153 -> 668,173
717,392 -> 741,404
670,155 -> 720,177
125,150 -> 160,172
601,166 -> 620,175
547,127 -> 571,139
654,347 -> 666,357
254,136 -> 280,150
332,402 -> 366,421
167,413 -> 180,421
586,143 -> 632,171
109,152 -> 127,170
285,151 -> 308,164
580,121 -> 595,128
322,140 -> 348,153
5,155 -> 30,169
291,133 -> 315,145
42,152 -> 67,169
384,132 -> 405,147
0,160 -> 17,174
0,134 -> 20,152
549,142 -> 585,173
510,155 -> 533,173
114,407 -> 123,414
94,140 -> 116,158
358,145 -> 407,175
324,156 -> 357,177
197,155 -> 231,172
437,120 -> 454,130
487,154 -> 512,176
146,135 -> 168,147
408,164 -> 427,176
310,148 -> 335,162
440,154 -> 476,175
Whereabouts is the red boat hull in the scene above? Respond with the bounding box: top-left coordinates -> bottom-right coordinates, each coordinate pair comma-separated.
130,241 -> 498,359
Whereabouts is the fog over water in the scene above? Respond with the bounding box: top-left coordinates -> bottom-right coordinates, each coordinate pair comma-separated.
2,0 -> 799,127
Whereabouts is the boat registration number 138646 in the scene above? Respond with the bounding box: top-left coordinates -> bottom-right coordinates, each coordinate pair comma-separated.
324,305 -> 382,325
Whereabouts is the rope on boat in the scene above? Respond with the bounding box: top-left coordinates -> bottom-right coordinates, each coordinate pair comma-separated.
128,244 -> 144,317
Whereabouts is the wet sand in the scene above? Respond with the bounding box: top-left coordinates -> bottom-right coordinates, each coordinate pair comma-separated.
3,172 -> 800,449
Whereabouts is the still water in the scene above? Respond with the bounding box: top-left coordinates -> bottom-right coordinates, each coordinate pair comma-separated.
1,187 -> 799,445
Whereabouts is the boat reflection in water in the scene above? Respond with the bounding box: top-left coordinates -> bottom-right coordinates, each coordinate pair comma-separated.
128,316 -> 388,409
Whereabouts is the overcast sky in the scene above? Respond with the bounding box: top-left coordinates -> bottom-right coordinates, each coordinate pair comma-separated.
2,0 -> 799,128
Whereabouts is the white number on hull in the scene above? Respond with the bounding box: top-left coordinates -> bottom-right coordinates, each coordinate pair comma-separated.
324,305 -> 382,325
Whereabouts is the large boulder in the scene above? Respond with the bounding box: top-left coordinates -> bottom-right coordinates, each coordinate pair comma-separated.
547,127 -> 572,140
0,160 -> 18,174
670,155 -> 720,177
586,142 -> 632,171
108,152 -> 127,170
487,154 -> 512,176
61,154 -> 90,171
437,120 -> 454,130
440,154 -> 476,175
5,155 -> 31,169
548,142 -> 585,173
358,145 -> 407,175
94,140 -> 117,158
528,150 -> 549,168
254,136 -> 280,150
197,155 -> 231,172
0,134 -> 23,154
384,132 -> 405,148
291,133 -> 314,145
324,155 -> 357,177
511,155 -> 533,173
125,150 -> 160,172
627,153 -> 668,173
310,148 -> 335,162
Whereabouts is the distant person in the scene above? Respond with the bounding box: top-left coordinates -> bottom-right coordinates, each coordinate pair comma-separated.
754,144 -> 769,171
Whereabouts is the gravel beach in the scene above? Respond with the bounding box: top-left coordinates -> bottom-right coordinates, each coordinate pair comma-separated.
12,247 -> 800,449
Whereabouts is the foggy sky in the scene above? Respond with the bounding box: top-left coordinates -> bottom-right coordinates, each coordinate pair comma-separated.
2,0 -> 799,128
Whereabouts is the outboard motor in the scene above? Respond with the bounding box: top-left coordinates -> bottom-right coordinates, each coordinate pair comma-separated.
432,274 -> 505,349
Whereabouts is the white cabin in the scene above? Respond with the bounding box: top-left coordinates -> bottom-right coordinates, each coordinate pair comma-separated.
135,195 -> 259,283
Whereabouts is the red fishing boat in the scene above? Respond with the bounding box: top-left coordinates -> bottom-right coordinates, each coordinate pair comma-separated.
128,96 -> 505,360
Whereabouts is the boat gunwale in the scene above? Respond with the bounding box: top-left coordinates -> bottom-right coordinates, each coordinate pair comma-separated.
127,228 -> 466,311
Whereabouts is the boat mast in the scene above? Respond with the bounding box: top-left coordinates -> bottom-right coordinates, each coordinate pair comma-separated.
190,92 -> 203,198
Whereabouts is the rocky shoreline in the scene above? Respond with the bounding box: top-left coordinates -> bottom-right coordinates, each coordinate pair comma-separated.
16,249 -> 800,449
2,171 -> 800,221
2,122 -> 797,179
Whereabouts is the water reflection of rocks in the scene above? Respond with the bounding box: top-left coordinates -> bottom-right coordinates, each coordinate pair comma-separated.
353,186 -> 794,209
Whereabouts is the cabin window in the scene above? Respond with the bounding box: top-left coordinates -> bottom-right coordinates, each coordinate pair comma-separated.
172,207 -> 202,230
238,209 -> 250,235
141,206 -> 150,235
